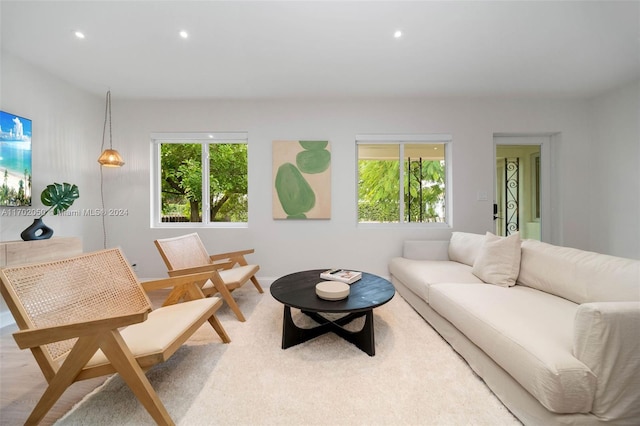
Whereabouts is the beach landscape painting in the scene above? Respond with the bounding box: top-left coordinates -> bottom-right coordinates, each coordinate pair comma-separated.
0,111 -> 32,206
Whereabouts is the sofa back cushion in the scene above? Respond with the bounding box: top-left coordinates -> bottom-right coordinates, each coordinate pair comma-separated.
403,240 -> 450,261
448,232 -> 486,266
518,240 -> 640,303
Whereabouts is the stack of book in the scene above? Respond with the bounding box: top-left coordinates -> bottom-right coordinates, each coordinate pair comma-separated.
320,269 -> 362,284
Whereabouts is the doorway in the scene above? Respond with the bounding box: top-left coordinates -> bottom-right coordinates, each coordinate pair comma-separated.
494,135 -> 551,241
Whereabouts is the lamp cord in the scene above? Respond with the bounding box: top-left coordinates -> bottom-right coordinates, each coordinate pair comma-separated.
100,90 -> 112,152
100,165 -> 107,249
100,90 -> 111,249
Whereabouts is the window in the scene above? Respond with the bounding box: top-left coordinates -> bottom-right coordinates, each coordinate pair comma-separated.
151,132 -> 248,227
356,134 -> 451,225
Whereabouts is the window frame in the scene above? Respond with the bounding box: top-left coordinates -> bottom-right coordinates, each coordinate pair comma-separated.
355,134 -> 453,228
151,132 -> 249,229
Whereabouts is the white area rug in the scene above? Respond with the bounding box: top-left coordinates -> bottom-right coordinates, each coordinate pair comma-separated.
56,286 -> 521,425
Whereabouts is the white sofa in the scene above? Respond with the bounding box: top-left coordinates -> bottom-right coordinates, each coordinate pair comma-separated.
388,232 -> 640,426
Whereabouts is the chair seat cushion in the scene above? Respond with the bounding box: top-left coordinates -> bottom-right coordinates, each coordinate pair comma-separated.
388,258 -> 482,303
85,297 -> 221,367
218,264 -> 259,286
200,264 -> 259,292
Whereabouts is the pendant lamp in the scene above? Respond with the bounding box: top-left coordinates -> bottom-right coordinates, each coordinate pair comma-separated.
98,90 -> 124,167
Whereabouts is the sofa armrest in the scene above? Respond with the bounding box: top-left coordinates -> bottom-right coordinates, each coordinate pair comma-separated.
403,240 -> 450,260
573,302 -> 640,420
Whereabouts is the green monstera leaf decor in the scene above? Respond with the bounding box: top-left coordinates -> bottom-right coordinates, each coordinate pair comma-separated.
39,182 -> 80,218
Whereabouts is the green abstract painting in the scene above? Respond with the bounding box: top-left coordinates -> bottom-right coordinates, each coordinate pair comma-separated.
273,140 -> 331,219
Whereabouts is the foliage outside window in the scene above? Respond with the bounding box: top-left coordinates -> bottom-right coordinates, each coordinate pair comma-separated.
357,137 -> 449,224
153,133 -> 248,226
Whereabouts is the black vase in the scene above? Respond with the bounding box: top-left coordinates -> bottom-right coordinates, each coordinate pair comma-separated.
20,218 -> 54,241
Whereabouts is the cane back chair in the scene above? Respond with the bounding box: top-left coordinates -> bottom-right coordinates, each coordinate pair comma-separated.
154,233 -> 263,322
0,248 -> 230,425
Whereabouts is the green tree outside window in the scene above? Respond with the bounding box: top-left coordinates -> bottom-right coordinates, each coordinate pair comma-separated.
159,142 -> 248,223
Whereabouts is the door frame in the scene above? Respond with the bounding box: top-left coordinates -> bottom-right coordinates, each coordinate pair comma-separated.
493,134 -> 552,243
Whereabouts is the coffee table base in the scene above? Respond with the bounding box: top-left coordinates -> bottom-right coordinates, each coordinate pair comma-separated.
281,306 -> 376,356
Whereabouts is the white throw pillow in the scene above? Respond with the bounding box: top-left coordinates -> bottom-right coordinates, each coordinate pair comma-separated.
472,232 -> 522,287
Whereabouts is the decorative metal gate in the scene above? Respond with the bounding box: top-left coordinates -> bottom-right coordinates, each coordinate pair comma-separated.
407,157 -> 424,222
504,157 -> 519,235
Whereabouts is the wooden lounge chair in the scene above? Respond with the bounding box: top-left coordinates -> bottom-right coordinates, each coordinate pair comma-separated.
0,248 -> 230,426
154,233 -> 262,322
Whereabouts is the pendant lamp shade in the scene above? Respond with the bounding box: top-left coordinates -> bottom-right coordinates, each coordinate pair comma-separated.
98,149 -> 125,167
98,90 -> 124,167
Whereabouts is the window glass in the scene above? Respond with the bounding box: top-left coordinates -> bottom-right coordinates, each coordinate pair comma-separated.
160,143 -> 203,223
358,144 -> 400,223
357,139 -> 448,224
208,143 -> 248,222
154,134 -> 248,226
404,143 -> 446,223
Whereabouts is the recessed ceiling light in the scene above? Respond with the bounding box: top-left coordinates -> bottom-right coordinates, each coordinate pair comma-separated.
179,30 -> 189,39
394,30 -> 402,39
74,31 -> 85,39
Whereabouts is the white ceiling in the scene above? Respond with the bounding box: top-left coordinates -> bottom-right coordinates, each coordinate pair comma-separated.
2,1 -> 639,100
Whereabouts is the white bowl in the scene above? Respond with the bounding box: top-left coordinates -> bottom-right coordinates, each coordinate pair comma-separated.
316,281 -> 350,301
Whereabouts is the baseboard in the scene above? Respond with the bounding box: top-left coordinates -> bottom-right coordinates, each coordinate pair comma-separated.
259,278 -> 275,287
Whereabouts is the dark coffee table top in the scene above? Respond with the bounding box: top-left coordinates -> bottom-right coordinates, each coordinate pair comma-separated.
270,269 -> 395,313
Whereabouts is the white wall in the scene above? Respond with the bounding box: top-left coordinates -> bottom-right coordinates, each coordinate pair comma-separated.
0,53 -> 103,326
0,53 -> 103,242
589,81 -> 640,259
2,54 -> 638,327
107,96 -> 594,281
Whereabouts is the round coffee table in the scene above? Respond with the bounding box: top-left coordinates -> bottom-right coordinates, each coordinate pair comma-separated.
270,269 -> 395,356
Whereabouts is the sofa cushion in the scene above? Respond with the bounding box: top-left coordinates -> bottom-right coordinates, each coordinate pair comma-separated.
518,239 -> 640,303
448,232 -> 486,266
472,232 -> 521,287
429,283 -> 596,413
388,257 -> 483,303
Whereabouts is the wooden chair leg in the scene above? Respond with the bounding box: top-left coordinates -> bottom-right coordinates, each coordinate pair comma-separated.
162,284 -> 188,307
208,314 -> 231,343
250,275 -> 264,293
184,282 -> 207,301
211,278 -> 246,322
100,330 -> 174,426
26,335 -> 101,425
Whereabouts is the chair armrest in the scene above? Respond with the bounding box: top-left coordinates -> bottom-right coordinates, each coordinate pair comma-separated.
403,240 -> 450,260
209,249 -> 255,266
573,302 -> 640,418
209,249 -> 255,269
12,310 -> 149,350
209,249 -> 255,262
142,271 -> 225,291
